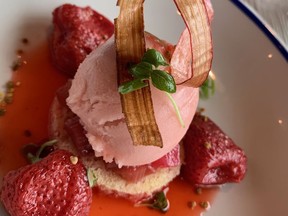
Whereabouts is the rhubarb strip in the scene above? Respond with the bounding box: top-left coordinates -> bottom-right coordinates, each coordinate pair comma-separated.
171,0 -> 213,87
115,0 -> 163,147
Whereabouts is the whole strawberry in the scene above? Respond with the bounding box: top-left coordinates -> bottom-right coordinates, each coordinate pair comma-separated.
50,4 -> 114,77
0,149 -> 92,216
181,113 -> 247,186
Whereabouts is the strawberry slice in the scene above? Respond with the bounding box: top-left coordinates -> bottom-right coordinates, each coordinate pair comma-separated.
105,145 -> 180,183
181,113 -> 247,186
50,4 -> 114,77
0,150 -> 92,216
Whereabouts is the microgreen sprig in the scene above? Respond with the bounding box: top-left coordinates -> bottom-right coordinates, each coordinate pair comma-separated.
87,168 -> 97,188
118,49 -> 184,127
136,190 -> 170,212
118,49 -> 175,94
199,74 -> 215,100
26,139 -> 57,164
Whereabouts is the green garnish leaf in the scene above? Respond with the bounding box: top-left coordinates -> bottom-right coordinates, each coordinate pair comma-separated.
118,49 -> 184,127
119,49 -> 173,94
151,70 -> 176,93
151,191 -> 169,212
27,152 -> 40,164
200,75 -> 215,100
26,139 -> 57,164
87,168 -> 97,188
118,79 -> 148,94
130,62 -> 152,79
142,49 -> 169,67
136,191 -> 169,212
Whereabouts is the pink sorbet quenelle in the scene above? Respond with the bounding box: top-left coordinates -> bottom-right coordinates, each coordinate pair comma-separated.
67,35 -> 199,167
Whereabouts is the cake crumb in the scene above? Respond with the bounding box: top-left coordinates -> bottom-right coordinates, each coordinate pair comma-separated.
70,156 -> 79,165
187,201 -> 197,209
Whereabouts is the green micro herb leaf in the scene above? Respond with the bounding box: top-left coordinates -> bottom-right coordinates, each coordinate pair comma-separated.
118,79 -> 148,94
118,49 -> 184,127
130,61 -> 152,79
200,75 -> 215,100
87,168 -> 97,187
142,49 -> 169,68
151,70 -> 176,93
136,191 -> 169,212
151,191 -> 169,212
26,139 -> 57,164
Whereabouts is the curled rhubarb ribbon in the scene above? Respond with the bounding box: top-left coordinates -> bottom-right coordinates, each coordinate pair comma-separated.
171,0 -> 213,87
115,0 -> 213,147
115,0 -> 163,147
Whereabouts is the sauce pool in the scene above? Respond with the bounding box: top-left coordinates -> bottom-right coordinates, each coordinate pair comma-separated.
0,43 -> 218,216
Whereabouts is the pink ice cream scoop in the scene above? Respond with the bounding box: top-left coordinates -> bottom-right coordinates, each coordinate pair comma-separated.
67,35 -> 199,167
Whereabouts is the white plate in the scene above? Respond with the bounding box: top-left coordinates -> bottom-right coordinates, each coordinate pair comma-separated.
204,1 -> 288,216
0,1 -> 287,216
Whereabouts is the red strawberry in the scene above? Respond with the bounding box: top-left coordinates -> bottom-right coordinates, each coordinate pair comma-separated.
50,4 -> 114,77
181,113 -> 247,186
0,149 -> 92,216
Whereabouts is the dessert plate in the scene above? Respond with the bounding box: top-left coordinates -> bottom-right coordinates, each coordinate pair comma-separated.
0,0 -> 287,216
203,1 -> 288,215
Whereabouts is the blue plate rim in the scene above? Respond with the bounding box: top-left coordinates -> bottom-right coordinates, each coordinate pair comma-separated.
230,0 -> 288,61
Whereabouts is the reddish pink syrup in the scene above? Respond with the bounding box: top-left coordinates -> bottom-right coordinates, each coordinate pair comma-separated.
0,43 -> 218,216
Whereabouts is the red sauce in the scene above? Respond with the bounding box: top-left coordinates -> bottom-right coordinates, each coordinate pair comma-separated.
0,43 -> 218,216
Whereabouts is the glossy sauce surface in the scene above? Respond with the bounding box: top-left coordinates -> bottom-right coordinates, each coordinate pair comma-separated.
0,43 -> 218,216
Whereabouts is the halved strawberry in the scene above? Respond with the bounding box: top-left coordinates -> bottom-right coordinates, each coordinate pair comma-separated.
50,4 -> 114,77
0,149 -> 92,216
181,113 -> 247,186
